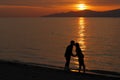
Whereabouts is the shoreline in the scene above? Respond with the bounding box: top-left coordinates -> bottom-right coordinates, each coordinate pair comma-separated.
0,60 -> 120,80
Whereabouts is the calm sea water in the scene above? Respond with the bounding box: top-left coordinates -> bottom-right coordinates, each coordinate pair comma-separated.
0,17 -> 120,73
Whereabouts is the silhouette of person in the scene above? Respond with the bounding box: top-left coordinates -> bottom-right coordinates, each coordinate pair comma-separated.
75,43 -> 86,73
64,40 -> 75,71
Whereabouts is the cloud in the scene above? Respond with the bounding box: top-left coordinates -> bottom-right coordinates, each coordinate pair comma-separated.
0,0 -> 119,17
0,0 -> 74,6
0,0 -> 120,7
0,5 -> 52,17
86,0 -> 120,6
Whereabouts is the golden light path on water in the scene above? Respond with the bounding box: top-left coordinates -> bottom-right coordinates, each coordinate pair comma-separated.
71,17 -> 86,72
78,17 -> 86,51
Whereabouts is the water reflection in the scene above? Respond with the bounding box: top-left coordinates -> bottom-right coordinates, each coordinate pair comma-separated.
78,17 -> 86,51
72,17 -> 86,71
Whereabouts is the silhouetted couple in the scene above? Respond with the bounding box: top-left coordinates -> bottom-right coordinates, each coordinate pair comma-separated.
64,40 -> 86,73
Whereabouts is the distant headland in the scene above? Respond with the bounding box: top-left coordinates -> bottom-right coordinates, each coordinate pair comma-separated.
43,9 -> 120,17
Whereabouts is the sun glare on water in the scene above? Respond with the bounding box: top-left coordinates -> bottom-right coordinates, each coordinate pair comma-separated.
77,4 -> 87,10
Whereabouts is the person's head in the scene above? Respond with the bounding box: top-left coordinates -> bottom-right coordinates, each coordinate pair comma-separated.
70,40 -> 75,45
75,43 -> 80,47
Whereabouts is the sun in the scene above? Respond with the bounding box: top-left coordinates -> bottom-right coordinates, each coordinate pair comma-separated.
77,4 -> 87,10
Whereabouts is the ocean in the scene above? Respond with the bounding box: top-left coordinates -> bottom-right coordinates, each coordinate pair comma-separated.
0,17 -> 120,73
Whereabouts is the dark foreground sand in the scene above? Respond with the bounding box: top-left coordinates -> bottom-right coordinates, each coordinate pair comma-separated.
0,60 -> 120,80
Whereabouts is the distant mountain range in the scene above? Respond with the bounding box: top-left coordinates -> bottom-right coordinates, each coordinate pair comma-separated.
43,9 -> 120,17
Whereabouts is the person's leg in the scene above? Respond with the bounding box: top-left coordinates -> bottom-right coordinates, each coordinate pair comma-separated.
81,60 -> 86,73
82,59 -> 86,73
78,59 -> 81,72
79,59 -> 86,73
64,57 -> 70,71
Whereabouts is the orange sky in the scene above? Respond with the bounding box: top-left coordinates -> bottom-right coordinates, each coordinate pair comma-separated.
0,0 -> 120,17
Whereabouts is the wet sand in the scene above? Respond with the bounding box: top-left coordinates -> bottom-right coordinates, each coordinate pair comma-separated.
0,60 -> 120,80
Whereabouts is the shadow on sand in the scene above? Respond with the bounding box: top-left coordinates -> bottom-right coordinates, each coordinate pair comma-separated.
88,70 -> 120,77
0,60 -> 120,80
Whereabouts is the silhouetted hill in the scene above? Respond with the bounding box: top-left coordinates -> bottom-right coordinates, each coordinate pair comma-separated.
43,9 -> 120,17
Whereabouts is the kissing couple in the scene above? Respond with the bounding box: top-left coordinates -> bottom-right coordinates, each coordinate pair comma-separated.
64,40 -> 86,73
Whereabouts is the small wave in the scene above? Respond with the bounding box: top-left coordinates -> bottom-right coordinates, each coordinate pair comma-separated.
25,48 -> 41,51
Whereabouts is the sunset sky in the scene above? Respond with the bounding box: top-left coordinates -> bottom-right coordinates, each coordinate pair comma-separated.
0,0 -> 120,17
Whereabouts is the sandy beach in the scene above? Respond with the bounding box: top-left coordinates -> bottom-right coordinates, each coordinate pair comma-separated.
0,60 -> 120,80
